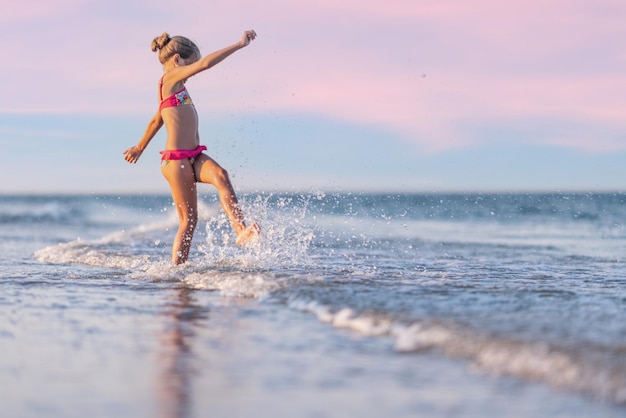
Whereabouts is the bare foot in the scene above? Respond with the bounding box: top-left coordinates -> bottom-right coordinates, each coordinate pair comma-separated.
236,222 -> 261,246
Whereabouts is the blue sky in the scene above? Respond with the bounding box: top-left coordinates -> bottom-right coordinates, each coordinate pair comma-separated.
2,0 -> 625,194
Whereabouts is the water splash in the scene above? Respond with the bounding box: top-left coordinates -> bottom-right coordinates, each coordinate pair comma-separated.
34,192 -> 319,284
197,193 -> 315,269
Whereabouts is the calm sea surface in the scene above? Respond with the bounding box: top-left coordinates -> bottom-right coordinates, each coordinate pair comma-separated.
1,192 -> 625,417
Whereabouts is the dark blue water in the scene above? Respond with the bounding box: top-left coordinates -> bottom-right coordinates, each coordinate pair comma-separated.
1,192 -> 625,417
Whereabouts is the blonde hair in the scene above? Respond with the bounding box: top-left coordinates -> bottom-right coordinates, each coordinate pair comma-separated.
151,32 -> 200,64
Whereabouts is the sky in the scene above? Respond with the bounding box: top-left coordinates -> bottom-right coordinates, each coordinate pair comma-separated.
1,0 -> 625,194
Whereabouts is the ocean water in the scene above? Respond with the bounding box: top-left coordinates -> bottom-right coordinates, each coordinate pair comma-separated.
1,192 -> 625,417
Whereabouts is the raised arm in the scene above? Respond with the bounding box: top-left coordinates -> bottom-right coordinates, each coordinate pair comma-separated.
123,110 -> 163,164
168,30 -> 257,84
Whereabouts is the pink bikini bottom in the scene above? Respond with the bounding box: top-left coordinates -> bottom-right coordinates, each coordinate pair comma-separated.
160,145 -> 207,161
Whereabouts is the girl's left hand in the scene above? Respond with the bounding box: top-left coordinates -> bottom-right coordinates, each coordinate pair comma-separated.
123,146 -> 143,164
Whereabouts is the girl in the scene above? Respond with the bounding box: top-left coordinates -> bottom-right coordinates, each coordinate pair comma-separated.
124,30 -> 261,265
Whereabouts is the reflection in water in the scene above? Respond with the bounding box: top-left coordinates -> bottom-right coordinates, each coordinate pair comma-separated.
157,286 -> 210,418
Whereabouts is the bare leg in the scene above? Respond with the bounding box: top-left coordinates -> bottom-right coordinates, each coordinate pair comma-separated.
193,154 -> 260,245
161,159 -> 199,264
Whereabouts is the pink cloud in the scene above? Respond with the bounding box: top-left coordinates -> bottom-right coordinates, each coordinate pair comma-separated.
2,0 -> 625,154
0,0 -> 86,23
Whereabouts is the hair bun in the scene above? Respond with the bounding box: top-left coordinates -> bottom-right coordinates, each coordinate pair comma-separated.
151,32 -> 171,52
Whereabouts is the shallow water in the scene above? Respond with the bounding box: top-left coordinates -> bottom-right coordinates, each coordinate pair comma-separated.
1,192 -> 625,417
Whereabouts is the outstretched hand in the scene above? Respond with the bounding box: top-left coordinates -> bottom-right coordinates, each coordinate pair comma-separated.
240,30 -> 257,47
123,146 -> 143,164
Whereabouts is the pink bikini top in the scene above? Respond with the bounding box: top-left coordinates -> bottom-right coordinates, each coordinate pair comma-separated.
159,76 -> 193,111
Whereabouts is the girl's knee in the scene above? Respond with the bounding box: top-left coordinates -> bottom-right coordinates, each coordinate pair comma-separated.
215,166 -> 229,183
213,166 -> 232,188
177,206 -> 198,230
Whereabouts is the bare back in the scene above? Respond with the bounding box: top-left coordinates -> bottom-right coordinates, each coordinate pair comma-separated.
159,78 -> 200,150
